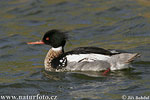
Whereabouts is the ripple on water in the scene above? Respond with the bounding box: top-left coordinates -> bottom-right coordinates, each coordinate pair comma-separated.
0,54 -> 13,59
0,45 -> 12,49
19,20 -> 46,26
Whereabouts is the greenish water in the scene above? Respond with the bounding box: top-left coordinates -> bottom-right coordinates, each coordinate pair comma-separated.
0,0 -> 150,100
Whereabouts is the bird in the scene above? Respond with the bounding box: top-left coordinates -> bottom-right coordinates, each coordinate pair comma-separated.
27,29 -> 140,72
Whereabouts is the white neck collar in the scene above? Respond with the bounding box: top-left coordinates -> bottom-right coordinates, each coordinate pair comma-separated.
52,46 -> 62,51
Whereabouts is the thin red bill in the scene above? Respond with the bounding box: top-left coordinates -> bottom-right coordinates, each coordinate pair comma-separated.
27,41 -> 45,44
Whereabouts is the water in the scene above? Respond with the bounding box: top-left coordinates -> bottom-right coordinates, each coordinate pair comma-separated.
0,0 -> 150,100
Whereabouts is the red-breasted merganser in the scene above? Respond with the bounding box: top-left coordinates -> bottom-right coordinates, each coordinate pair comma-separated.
27,29 -> 140,72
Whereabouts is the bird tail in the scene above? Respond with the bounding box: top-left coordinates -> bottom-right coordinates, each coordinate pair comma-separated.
111,53 -> 140,63
125,53 -> 140,63
109,53 -> 140,70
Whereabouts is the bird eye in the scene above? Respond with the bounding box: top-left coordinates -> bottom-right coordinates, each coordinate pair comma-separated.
46,37 -> 49,40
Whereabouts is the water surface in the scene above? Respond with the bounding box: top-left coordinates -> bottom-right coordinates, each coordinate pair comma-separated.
0,0 -> 150,100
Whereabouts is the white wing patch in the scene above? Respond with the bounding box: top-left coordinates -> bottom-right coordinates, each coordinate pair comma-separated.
66,54 -> 110,62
